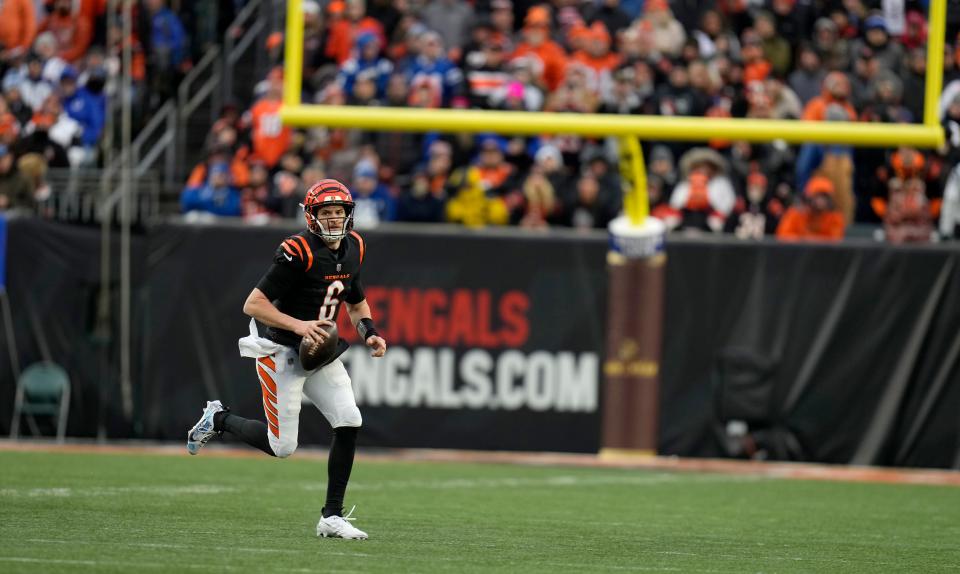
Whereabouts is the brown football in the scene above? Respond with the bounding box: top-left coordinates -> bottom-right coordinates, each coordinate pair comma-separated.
299,323 -> 339,371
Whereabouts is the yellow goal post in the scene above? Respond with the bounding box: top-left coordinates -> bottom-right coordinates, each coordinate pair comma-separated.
279,0 -> 947,224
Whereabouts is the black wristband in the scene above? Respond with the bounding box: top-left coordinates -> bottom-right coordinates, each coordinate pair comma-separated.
357,318 -> 379,341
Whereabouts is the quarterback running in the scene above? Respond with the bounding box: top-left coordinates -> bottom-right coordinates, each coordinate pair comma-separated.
187,179 -> 387,540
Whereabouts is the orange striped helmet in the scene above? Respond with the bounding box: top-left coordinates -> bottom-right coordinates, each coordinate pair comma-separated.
301,179 -> 355,241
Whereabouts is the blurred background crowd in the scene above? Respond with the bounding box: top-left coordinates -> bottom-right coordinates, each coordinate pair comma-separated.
2,0 -> 960,243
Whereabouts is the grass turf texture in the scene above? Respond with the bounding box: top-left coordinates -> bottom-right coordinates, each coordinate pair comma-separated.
1,451 -> 958,573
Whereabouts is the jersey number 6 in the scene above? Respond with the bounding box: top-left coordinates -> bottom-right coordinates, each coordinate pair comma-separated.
319,280 -> 345,321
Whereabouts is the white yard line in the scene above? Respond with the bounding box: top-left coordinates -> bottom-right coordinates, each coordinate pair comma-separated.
0,556 -> 362,573
25,538 -> 371,558
0,473 -> 762,499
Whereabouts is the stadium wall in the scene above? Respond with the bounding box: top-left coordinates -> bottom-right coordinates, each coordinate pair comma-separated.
1,219 -> 959,468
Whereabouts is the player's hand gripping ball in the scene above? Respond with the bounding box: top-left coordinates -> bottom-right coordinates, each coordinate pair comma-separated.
299,323 -> 338,371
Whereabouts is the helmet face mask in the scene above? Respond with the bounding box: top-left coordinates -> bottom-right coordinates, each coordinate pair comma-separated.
301,179 -> 355,242
305,203 -> 353,241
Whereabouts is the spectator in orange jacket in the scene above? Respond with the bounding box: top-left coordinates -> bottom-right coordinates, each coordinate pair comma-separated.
325,0 -> 386,66
572,22 -> 621,78
0,0 -> 36,62
801,71 -> 857,122
39,0 -> 93,63
244,69 -> 292,169
512,6 -> 568,92
776,176 -> 846,241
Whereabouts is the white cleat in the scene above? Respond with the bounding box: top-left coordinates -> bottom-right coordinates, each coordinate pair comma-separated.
317,506 -> 368,540
186,400 -> 225,455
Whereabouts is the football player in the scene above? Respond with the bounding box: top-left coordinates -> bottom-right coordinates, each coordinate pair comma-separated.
187,179 -> 387,540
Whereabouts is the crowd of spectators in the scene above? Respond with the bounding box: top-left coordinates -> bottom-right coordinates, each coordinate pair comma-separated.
183,1 -> 960,241
0,0 -> 233,214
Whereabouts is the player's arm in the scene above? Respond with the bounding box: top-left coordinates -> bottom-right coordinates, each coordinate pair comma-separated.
345,298 -> 387,358
242,288 -> 332,344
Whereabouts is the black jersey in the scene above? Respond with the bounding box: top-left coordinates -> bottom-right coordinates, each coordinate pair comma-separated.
255,230 -> 367,349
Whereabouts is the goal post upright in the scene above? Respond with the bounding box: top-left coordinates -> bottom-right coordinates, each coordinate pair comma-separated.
283,0 -> 304,107
925,0 -> 947,128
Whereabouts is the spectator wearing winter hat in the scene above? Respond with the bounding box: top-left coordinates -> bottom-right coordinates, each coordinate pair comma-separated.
473,135 -> 515,192
849,45 -> 884,109
181,161 -> 242,218
401,31 -> 463,107
901,11 -> 928,52
245,69 -> 292,169
852,13 -> 903,73
518,144 -> 566,229
801,72 -> 857,123
60,67 -> 104,159
39,0 -> 92,63
464,34 -> 512,109
0,0 -> 36,62
883,173 -> 934,244
598,66 -> 646,115
18,52 -> 53,112
812,17 -> 849,72
351,159 -> 396,227
571,22 -> 621,81
693,10 -> 740,61
776,176 -> 845,241
489,0 -> 514,41
326,0 -> 386,65
859,72 -> 913,124
511,6 -> 568,92
669,147 -> 736,232
29,32 -> 68,85
339,32 -> 394,99
638,0 -> 686,59
739,29 -> 772,87
754,11 -> 791,77
647,145 -> 677,193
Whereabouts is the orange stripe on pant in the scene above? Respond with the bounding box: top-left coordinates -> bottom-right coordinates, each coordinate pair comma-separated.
264,407 -> 279,429
257,364 -> 280,439
258,356 -> 276,371
262,397 -> 279,418
257,365 -> 277,395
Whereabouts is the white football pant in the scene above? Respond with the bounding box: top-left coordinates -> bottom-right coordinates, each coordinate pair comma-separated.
254,346 -> 362,458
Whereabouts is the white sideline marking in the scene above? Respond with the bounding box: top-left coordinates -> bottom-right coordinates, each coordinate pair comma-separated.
0,484 -> 237,498
0,556 -> 366,573
0,474 -> 762,499
301,473 -> 764,492
26,538 -> 371,558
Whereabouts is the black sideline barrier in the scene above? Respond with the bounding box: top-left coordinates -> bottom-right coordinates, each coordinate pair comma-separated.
1,219 -> 959,468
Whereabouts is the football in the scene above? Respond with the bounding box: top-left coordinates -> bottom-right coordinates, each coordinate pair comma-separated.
299,323 -> 338,371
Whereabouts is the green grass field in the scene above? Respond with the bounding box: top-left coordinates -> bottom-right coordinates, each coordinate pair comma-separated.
1,450 -> 958,573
